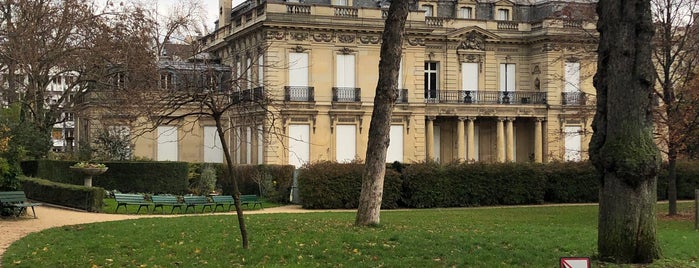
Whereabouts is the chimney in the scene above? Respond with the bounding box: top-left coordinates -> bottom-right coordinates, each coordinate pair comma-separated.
218,0 -> 232,29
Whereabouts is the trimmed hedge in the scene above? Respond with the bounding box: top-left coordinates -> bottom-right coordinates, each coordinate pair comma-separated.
214,164 -> 295,204
402,162 -> 547,208
542,161 -> 599,203
23,160 -> 189,194
20,176 -> 105,212
298,161 -> 402,209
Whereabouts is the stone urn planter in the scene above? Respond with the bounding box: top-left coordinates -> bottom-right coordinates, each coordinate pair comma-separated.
70,164 -> 108,187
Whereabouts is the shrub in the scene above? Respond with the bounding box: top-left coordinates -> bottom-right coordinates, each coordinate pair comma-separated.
543,161 -> 599,203
658,161 -> 699,200
20,176 -> 105,212
298,161 -> 402,209
24,160 -> 189,194
213,164 -> 295,204
402,162 -> 547,208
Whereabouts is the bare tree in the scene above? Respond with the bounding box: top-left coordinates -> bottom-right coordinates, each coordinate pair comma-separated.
650,0 -> 699,216
0,0 -> 157,157
591,0 -> 662,263
354,0 -> 409,226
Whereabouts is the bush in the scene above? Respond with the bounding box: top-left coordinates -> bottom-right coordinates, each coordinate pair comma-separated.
402,162 -> 547,208
24,160 -> 189,194
20,176 -> 105,212
543,161 -> 599,203
205,164 -> 295,204
298,161 -> 402,209
658,161 -> 699,200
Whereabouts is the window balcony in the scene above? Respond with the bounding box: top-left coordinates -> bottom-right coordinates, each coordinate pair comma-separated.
332,87 -> 361,103
561,92 -> 590,106
425,90 -> 546,105
284,86 -> 315,102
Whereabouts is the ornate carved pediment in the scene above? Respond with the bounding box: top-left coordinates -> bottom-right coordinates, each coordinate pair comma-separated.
448,26 -> 500,41
458,31 -> 485,51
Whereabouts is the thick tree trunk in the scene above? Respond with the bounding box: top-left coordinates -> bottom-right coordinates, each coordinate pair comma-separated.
355,0 -> 408,226
590,0 -> 661,263
214,114 -> 248,249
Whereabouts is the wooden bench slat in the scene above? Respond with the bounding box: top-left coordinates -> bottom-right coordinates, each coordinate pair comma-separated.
0,191 -> 43,218
114,193 -> 150,214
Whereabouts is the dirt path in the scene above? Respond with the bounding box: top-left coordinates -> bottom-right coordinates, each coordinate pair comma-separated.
0,204 -> 323,264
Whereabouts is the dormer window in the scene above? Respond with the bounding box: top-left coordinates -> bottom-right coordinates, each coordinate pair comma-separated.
460,7 -> 472,19
333,0 -> 348,5
497,9 -> 510,21
422,5 -> 434,17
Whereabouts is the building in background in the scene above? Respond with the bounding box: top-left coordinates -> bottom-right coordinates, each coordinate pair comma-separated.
194,0 -> 598,167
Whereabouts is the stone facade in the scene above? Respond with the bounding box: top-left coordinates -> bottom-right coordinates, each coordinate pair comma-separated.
108,0 -> 599,165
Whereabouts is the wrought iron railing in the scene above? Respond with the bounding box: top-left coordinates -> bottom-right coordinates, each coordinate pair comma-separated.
284,86 -> 314,102
561,92 -> 588,105
425,90 -> 546,104
332,87 -> 361,102
231,87 -> 265,103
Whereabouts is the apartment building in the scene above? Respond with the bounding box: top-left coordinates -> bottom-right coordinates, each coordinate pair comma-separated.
191,0 -> 598,167
111,0 -> 596,164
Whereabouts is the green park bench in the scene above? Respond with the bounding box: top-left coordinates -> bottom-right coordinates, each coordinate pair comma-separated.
151,195 -> 183,214
0,191 -> 43,218
184,195 -> 214,213
241,194 -> 263,209
114,193 -> 150,214
212,195 -> 235,212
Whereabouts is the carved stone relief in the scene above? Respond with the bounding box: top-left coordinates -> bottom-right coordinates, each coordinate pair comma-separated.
313,33 -> 333,42
338,34 -> 356,43
359,35 -> 380,44
457,31 -> 485,51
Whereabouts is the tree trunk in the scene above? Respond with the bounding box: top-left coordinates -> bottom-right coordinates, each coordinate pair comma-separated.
355,0 -> 408,226
590,0 -> 661,263
214,114 -> 248,249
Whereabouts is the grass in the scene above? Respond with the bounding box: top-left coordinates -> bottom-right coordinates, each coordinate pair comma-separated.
3,202 -> 697,267
100,197 -> 276,215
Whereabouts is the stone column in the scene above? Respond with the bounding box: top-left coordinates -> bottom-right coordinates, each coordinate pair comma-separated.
426,116 -> 435,160
506,117 -> 515,162
466,117 -> 476,162
534,118 -> 544,163
496,117 -> 505,162
457,117 -> 466,161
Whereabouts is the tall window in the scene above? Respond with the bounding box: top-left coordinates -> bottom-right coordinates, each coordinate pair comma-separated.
460,7 -> 472,19
336,125 -> 357,163
386,125 -> 404,163
336,54 -> 356,88
246,57 -> 252,90
288,124 -> 310,168
564,126 -> 582,161
257,125 -> 264,164
204,126 -> 224,163
424,62 -> 439,100
289,52 -> 309,86
257,54 -> 264,87
246,127 -> 252,164
564,61 -> 581,104
157,126 -> 178,161
422,5 -> 434,17
160,72 -> 174,90
499,63 -> 515,92
497,9 -> 510,21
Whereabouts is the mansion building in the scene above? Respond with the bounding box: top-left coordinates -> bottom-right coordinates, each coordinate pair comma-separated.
108,0 -> 599,166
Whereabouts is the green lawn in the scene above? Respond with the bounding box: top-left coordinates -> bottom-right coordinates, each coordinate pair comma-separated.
101,197 -> 276,215
3,202 -> 697,267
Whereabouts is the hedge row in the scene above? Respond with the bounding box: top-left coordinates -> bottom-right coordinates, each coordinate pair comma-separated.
204,164 -> 295,204
22,160 -> 189,194
298,161 -> 699,209
20,176 -> 105,212
298,161 -> 402,209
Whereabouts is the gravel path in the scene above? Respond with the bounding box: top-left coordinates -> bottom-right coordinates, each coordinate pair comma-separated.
0,204 -> 323,264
